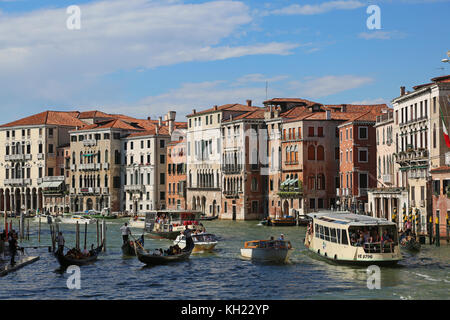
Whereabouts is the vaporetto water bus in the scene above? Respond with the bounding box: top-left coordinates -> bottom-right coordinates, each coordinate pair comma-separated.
304,212 -> 402,265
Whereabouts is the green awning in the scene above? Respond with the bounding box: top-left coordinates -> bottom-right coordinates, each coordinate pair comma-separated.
83,154 -> 94,157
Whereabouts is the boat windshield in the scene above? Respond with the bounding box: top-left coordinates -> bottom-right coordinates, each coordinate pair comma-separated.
348,225 -> 398,253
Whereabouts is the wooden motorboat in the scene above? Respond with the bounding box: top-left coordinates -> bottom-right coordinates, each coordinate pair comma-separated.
262,216 -> 296,227
134,243 -> 193,265
121,235 -> 144,256
173,233 -> 218,253
59,215 -> 96,224
55,245 -> 103,268
240,240 -> 293,263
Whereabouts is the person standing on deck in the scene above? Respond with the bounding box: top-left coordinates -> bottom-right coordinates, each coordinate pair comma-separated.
181,225 -> 194,252
120,223 -> 131,244
8,231 -> 18,265
56,232 -> 65,255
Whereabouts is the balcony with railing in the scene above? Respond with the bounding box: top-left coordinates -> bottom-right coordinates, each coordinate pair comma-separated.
83,139 -> 97,147
79,163 -> 101,171
124,185 -> 145,192
382,174 -> 393,184
221,164 -> 242,174
5,154 -> 31,161
4,178 -> 32,186
358,188 -> 368,197
394,148 -> 429,165
37,153 -> 44,160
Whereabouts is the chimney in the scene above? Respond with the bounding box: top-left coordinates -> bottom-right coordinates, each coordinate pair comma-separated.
341,104 -> 347,113
192,109 -> 196,114
400,86 -> 406,96
246,100 -> 252,107
167,111 -> 176,135
158,116 -> 162,126
147,116 -> 151,120
155,126 -> 159,135
326,110 -> 331,120
213,105 -> 218,110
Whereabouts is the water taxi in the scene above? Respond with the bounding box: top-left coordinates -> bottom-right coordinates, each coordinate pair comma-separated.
304,212 -> 402,265
128,215 -> 146,228
59,215 -> 96,225
260,216 -> 296,226
33,214 -> 60,224
240,240 -> 293,263
144,210 -> 202,240
173,233 -> 218,253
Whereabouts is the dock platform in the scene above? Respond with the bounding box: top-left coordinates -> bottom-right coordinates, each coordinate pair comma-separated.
0,256 -> 40,277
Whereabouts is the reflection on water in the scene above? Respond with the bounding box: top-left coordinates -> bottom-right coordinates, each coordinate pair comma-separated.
0,218 -> 448,300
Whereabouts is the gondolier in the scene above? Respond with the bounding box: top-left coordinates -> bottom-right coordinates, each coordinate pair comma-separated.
120,223 -> 131,244
56,232 -> 65,255
181,225 -> 194,252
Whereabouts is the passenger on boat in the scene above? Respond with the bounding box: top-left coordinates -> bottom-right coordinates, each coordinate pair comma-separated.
381,230 -> 393,252
279,234 -> 285,241
153,248 -> 161,256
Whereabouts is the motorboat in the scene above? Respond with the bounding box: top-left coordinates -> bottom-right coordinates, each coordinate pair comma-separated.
240,239 -> 293,263
59,215 -> 96,224
173,233 -> 218,253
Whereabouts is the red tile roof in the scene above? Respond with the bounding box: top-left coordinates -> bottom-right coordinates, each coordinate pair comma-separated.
222,108 -> 266,121
430,166 -> 450,173
263,98 -> 320,106
187,103 -> 260,117
0,111 -> 86,128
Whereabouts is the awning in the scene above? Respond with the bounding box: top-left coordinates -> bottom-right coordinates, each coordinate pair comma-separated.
83,154 -> 94,157
288,178 -> 298,186
40,181 -> 52,188
281,179 -> 291,186
41,181 -> 63,188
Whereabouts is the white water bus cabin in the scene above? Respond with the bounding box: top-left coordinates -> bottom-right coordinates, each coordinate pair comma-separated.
304,212 -> 402,265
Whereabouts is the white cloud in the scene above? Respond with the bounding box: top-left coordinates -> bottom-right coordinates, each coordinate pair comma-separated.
106,78 -> 278,118
0,0 -> 298,102
351,98 -> 388,105
271,1 -> 365,15
288,75 -> 374,98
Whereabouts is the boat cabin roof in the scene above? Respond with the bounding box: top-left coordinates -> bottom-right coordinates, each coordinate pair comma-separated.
307,212 -> 395,227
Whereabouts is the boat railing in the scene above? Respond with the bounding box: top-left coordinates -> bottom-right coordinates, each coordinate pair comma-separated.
244,240 -> 290,249
362,242 -> 395,254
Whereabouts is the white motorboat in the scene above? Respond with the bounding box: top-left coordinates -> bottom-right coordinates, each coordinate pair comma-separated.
59,215 -> 96,224
33,215 -> 60,224
240,240 -> 292,263
173,233 -> 218,253
128,216 -> 146,228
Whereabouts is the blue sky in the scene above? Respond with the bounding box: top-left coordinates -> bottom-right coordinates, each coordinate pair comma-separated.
0,0 -> 449,123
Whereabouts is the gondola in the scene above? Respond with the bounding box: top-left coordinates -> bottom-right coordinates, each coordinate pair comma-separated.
199,214 -> 219,221
400,238 -> 421,252
55,244 -> 103,268
134,241 -> 193,266
121,235 -> 144,256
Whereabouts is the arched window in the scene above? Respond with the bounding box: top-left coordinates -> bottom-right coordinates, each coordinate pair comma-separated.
308,175 -> 315,190
286,147 -> 290,162
317,145 -> 324,161
72,152 -> 76,165
105,149 -> 109,163
308,145 -> 315,160
80,151 -> 83,164
433,123 -> 436,148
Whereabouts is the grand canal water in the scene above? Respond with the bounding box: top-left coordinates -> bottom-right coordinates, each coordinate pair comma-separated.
1,218 -> 449,300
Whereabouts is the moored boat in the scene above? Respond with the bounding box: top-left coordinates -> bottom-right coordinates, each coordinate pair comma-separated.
33,214 -> 60,224
128,215 -> 146,228
304,212 -> 402,265
55,244 -> 103,268
173,233 -> 218,253
240,240 -> 292,263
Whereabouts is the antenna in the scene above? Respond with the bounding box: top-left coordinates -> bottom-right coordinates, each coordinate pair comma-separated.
265,81 -> 268,100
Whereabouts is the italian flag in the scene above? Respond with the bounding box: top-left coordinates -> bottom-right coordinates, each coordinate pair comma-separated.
442,111 -> 450,148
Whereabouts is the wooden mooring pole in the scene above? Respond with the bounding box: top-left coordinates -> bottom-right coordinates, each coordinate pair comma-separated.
27,219 -> 30,240
96,219 -> 99,247
38,217 -> 41,243
84,222 -> 87,250
76,221 -> 79,250
102,219 -> 106,252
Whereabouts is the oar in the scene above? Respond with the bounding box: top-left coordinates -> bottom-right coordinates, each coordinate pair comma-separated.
129,233 -> 147,253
